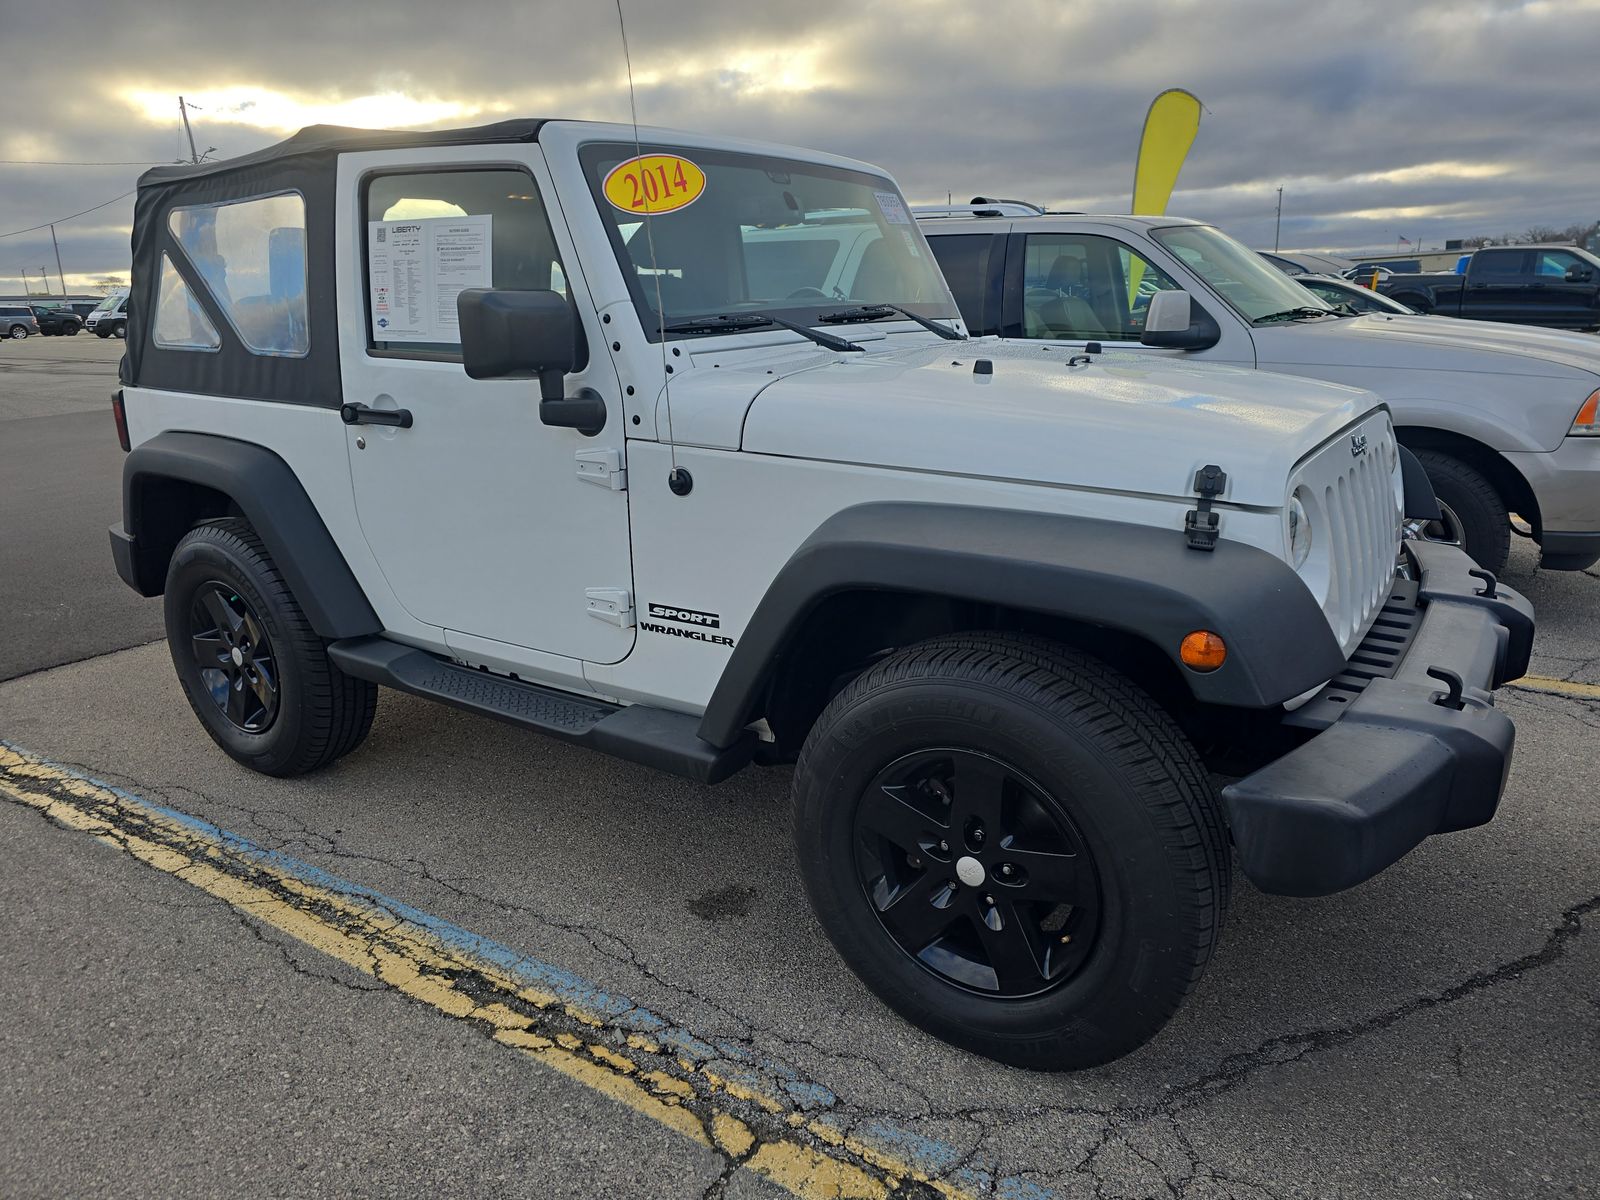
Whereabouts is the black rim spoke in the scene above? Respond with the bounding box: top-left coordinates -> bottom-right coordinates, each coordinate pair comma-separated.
191,630 -> 228,663
972,897 -> 1047,992
876,871 -> 960,950
950,753 -> 1007,830
1002,847 -> 1086,905
860,785 -> 945,855
201,588 -> 243,637
854,747 -> 1100,999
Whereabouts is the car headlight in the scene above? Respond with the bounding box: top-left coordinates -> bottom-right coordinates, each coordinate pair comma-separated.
1570,390 -> 1600,436
1289,490 -> 1313,568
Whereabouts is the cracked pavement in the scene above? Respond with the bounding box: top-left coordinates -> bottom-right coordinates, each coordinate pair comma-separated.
2,337 -> 1598,1197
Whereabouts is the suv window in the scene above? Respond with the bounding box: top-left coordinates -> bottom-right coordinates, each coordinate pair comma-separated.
153,253 -> 221,351
1020,233 -> 1180,340
169,193 -> 309,356
363,168 -> 570,357
926,234 -> 1003,336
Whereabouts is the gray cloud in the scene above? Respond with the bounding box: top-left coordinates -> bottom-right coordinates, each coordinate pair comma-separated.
3,0 -> 1598,291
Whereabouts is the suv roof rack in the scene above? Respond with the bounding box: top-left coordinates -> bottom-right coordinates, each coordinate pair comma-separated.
912,197 -> 1047,219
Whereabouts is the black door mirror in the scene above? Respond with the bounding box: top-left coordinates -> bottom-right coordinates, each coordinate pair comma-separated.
458,288 -> 604,435
1565,266 -> 1594,283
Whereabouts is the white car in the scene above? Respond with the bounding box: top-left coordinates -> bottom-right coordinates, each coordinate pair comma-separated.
920,208 -> 1600,573
108,119 -> 1531,1069
84,291 -> 129,338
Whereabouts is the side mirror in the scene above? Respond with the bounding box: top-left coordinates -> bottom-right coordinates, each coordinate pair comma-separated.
1140,290 -> 1221,351
1566,266 -> 1594,283
458,288 -> 604,435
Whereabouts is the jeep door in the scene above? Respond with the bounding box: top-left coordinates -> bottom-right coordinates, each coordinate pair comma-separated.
335,147 -> 635,666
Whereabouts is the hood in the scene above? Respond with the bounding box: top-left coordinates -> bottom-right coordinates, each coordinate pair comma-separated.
732,341 -> 1376,507
1257,313 -> 1600,381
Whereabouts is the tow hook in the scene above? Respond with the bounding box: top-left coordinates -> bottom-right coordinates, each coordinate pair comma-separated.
1468,567 -> 1498,598
1427,666 -> 1467,710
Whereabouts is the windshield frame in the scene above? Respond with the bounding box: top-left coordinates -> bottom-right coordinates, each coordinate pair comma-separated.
1150,223 -> 1339,324
577,140 -> 959,344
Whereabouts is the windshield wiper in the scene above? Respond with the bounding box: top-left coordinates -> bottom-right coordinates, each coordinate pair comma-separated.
818,303 -> 966,341
661,311 -> 864,352
1253,306 -> 1339,324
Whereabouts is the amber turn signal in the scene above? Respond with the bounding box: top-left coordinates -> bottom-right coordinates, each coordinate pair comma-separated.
1180,630 -> 1227,672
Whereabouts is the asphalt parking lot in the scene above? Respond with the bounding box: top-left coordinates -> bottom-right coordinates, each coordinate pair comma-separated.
1,334 -> 1596,1199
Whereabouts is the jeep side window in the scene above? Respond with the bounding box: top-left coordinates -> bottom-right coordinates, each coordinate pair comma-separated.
152,252 -> 221,351
363,168 -> 569,358
1019,233 -> 1179,341
168,193 -> 309,357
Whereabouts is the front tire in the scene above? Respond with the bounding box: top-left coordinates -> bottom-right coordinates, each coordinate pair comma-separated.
792,633 -> 1228,1070
110,321 -> 126,339
164,519 -> 377,777
1412,450 -> 1510,574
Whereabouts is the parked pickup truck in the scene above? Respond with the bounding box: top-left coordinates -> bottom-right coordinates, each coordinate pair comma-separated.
1381,244 -> 1600,329
919,208 -> 1600,573
109,119 -> 1533,1070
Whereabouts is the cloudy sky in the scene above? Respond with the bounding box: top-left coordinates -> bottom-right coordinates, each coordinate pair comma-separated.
3,0 -> 1598,293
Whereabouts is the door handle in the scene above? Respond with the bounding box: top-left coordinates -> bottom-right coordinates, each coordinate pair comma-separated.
341,403 -> 413,429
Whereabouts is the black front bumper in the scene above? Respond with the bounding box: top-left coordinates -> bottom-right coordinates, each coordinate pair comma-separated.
1538,530 -> 1600,572
1221,540 -> 1534,897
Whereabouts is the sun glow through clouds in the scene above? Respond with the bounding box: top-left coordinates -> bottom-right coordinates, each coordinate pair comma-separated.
124,87 -> 496,132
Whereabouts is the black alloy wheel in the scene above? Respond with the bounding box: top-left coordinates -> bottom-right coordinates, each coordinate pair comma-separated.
188,583 -> 280,733
855,748 -> 1099,998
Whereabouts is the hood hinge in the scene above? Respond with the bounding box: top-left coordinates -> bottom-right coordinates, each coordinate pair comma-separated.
1184,464 -> 1228,551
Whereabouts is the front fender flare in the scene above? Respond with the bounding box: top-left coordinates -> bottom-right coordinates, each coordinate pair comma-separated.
697,502 -> 1345,748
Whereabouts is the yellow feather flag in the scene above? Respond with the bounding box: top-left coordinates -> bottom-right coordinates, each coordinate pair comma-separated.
1129,89 -> 1202,304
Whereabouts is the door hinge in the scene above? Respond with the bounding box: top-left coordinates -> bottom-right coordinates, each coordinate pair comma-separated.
576,447 -> 627,491
585,587 -> 635,627
1184,464 -> 1228,551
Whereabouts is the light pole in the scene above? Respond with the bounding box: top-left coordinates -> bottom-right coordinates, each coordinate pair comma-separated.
179,95 -> 200,164
50,225 -> 67,296
1274,187 -> 1283,253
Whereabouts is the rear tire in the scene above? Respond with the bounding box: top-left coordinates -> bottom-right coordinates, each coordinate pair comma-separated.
1412,450 -> 1510,574
164,518 -> 377,777
8,325 -> 27,339
792,633 -> 1227,1070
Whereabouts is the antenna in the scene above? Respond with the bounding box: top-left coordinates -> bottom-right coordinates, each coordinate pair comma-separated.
614,0 -> 683,487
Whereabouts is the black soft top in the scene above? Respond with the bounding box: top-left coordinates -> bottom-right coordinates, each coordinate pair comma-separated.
125,119 -> 551,403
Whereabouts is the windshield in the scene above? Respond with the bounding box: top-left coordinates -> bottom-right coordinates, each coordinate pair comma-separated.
90,294 -> 123,314
579,142 -> 955,341
1151,225 -> 1336,322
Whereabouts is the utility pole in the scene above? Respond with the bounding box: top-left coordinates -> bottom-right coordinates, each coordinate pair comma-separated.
178,95 -> 200,164
40,267 -> 53,296
1274,186 -> 1283,252
49,225 -> 67,296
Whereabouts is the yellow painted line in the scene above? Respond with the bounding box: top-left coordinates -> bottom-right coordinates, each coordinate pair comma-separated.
0,745 -> 1014,1200
1511,675 -> 1600,702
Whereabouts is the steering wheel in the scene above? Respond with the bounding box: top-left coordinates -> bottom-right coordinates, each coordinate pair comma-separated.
785,287 -> 830,301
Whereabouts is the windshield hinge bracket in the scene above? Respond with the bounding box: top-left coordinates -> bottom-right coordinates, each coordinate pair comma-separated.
1185,464 -> 1228,551
576,447 -> 627,491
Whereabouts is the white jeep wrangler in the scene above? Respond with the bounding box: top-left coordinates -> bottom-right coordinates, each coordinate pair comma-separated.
109,119 -> 1533,1069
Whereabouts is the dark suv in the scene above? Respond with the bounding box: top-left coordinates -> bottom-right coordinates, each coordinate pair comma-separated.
0,304 -> 41,339
30,304 -> 83,336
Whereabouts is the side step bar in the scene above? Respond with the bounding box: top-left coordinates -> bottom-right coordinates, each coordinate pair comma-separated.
327,636 -> 755,785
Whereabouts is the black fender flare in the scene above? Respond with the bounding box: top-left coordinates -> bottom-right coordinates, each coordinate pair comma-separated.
118,431 -> 381,640
697,502 -> 1346,748
1397,444 -> 1444,522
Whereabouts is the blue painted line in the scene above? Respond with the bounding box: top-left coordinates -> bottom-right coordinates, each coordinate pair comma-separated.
2,741 -> 1056,1196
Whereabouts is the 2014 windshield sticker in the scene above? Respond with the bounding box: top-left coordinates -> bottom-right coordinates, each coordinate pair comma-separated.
603,154 -> 707,215
874,190 -> 911,225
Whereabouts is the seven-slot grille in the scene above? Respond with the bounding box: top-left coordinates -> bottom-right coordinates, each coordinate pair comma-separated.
1297,417 -> 1402,655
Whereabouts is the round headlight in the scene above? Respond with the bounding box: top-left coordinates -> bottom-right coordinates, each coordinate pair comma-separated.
1289,491 -> 1313,568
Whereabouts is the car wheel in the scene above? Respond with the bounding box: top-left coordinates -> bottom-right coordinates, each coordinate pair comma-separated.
95,329 -> 109,338
164,518 -> 378,777
8,325 -> 27,339
65,325 -> 79,336
111,321 -> 126,339
792,633 -> 1228,1070
1411,451 -> 1511,574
